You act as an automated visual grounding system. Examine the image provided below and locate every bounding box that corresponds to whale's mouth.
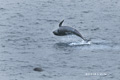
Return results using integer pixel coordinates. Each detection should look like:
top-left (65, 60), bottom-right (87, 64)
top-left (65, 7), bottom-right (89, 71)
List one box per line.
top-left (53, 30), bottom-right (67, 36)
top-left (53, 30), bottom-right (58, 35)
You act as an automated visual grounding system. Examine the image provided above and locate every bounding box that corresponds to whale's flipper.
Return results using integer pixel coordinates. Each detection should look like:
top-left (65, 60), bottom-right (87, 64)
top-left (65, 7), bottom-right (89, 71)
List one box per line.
top-left (59, 20), bottom-right (64, 27)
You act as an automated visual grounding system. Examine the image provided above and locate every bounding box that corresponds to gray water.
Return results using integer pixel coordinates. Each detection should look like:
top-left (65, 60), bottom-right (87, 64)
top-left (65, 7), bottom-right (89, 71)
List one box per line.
top-left (0, 0), bottom-right (120, 80)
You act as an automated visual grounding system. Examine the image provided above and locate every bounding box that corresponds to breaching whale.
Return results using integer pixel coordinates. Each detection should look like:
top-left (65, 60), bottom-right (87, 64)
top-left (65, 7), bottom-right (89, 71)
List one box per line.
top-left (53, 20), bottom-right (87, 41)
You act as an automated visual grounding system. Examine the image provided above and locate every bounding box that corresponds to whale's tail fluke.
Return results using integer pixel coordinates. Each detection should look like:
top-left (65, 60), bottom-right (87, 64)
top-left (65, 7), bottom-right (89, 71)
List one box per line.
top-left (72, 29), bottom-right (91, 42)
top-left (72, 29), bottom-right (86, 41)
top-left (59, 20), bottom-right (64, 27)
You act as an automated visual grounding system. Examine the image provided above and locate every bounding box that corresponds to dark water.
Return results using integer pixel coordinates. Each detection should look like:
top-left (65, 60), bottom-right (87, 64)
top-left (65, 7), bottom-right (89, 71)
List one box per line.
top-left (0, 0), bottom-right (120, 80)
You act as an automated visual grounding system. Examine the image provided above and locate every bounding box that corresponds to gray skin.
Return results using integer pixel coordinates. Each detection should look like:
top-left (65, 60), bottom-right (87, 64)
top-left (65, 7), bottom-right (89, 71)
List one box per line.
top-left (53, 20), bottom-right (86, 41)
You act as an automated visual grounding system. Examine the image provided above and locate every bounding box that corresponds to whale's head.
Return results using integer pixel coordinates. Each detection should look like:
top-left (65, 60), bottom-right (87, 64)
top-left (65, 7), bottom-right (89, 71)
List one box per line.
top-left (53, 29), bottom-right (59, 35)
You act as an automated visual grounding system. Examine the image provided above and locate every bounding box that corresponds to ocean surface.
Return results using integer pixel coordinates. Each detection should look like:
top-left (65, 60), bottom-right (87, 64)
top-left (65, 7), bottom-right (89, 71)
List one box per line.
top-left (0, 0), bottom-right (120, 80)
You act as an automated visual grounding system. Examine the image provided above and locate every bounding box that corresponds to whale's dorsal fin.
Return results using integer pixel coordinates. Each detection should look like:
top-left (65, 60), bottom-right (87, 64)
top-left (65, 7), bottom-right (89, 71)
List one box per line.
top-left (59, 20), bottom-right (64, 27)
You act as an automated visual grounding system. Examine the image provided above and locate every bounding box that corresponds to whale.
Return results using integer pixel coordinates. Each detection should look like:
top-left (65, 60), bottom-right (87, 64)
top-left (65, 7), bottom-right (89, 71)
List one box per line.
top-left (53, 20), bottom-right (87, 41)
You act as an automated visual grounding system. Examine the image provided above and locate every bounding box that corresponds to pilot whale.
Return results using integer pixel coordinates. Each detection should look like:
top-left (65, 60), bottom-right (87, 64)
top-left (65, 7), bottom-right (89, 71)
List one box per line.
top-left (53, 20), bottom-right (87, 41)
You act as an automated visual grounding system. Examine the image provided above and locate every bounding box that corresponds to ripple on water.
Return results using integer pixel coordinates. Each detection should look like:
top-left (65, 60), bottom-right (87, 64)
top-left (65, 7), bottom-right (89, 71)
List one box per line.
top-left (55, 38), bottom-right (120, 50)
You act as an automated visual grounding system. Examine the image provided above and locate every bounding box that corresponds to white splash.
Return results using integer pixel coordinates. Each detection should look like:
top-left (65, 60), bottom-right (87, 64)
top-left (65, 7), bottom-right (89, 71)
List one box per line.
top-left (69, 40), bottom-right (91, 46)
